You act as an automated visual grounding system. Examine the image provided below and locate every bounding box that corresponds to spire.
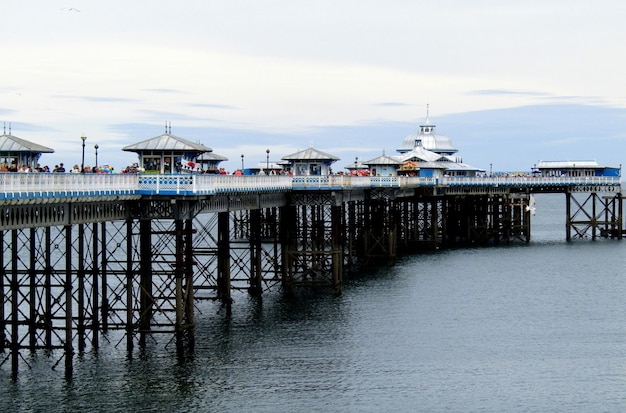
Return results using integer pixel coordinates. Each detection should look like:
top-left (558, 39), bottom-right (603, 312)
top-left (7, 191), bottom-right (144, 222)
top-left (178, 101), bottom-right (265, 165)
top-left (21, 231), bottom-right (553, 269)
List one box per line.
top-left (419, 104), bottom-right (434, 134)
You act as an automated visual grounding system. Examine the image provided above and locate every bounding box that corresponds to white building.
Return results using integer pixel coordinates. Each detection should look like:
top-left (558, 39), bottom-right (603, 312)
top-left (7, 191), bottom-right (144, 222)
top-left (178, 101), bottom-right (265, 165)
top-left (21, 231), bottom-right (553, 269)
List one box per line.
top-left (282, 147), bottom-right (340, 176)
top-left (361, 152), bottom-right (402, 176)
top-left (122, 125), bottom-right (226, 174)
top-left (393, 110), bottom-right (483, 177)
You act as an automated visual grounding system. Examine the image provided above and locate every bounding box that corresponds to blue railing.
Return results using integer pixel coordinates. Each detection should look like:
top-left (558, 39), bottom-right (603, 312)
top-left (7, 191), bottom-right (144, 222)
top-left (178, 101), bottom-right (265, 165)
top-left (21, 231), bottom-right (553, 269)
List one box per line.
top-left (0, 173), bottom-right (620, 200)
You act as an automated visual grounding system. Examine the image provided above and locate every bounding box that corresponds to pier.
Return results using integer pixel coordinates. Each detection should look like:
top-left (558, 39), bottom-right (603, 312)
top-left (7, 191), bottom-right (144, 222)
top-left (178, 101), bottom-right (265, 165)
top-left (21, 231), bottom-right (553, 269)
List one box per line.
top-left (0, 173), bottom-right (622, 378)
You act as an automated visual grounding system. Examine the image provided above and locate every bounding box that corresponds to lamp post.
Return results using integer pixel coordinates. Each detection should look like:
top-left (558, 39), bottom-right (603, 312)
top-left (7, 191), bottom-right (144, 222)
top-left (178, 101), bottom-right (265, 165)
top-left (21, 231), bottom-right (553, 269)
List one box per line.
top-left (241, 153), bottom-right (244, 172)
top-left (266, 149), bottom-right (270, 174)
top-left (94, 144), bottom-right (99, 170)
top-left (81, 134), bottom-right (87, 173)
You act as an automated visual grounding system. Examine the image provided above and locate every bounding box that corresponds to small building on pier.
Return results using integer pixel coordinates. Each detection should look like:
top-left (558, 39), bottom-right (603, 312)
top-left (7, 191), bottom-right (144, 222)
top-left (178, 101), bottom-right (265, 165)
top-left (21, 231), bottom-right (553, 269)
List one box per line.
top-left (0, 125), bottom-right (54, 171)
top-left (248, 161), bottom-right (285, 175)
top-left (196, 151), bottom-right (229, 174)
top-left (122, 126), bottom-right (226, 174)
top-left (282, 147), bottom-right (340, 176)
top-left (344, 158), bottom-right (369, 176)
top-left (534, 160), bottom-right (621, 177)
top-left (362, 152), bottom-right (402, 176)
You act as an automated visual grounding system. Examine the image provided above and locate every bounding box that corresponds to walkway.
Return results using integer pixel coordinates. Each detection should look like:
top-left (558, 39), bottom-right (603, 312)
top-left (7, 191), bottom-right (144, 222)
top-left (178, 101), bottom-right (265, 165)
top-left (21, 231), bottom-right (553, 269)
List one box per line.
top-left (0, 173), bottom-right (620, 201)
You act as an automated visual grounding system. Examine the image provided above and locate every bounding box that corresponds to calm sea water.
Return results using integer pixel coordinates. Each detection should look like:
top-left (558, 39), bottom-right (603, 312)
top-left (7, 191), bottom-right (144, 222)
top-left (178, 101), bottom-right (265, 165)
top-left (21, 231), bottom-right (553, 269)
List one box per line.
top-left (3, 194), bottom-right (626, 412)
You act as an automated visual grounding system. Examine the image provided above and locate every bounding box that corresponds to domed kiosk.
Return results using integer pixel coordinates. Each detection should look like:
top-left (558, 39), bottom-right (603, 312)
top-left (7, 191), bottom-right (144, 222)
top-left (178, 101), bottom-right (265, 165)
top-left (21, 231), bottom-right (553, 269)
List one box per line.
top-left (396, 107), bottom-right (458, 158)
top-left (393, 107), bottom-right (483, 178)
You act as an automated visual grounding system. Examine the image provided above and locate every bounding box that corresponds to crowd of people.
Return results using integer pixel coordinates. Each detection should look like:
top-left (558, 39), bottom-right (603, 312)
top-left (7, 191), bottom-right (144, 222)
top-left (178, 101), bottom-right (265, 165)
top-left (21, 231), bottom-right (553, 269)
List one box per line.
top-left (0, 161), bottom-right (116, 173)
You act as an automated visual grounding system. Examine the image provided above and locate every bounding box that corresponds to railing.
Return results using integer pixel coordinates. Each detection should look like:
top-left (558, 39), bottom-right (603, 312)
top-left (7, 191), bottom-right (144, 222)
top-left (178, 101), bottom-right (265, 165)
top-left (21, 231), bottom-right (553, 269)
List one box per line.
top-left (138, 174), bottom-right (292, 195)
top-left (0, 173), bottom-right (620, 200)
top-left (0, 173), bottom-right (139, 201)
top-left (292, 175), bottom-right (440, 189)
top-left (444, 176), bottom-right (622, 187)
top-left (291, 175), bottom-right (621, 189)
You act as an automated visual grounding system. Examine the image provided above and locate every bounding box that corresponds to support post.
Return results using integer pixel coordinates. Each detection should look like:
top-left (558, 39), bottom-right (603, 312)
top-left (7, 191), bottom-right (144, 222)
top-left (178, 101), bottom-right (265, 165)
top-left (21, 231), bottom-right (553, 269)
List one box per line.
top-left (139, 219), bottom-right (152, 347)
top-left (175, 218), bottom-right (184, 348)
top-left (279, 204), bottom-right (296, 295)
top-left (100, 222), bottom-right (109, 332)
top-left (29, 228), bottom-right (36, 351)
top-left (77, 223), bottom-right (86, 352)
top-left (566, 192), bottom-right (572, 241)
top-left (125, 218), bottom-right (134, 353)
top-left (184, 218), bottom-right (195, 349)
top-left (331, 204), bottom-right (343, 295)
top-left (249, 209), bottom-right (263, 297)
top-left (217, 212), bottom-right (232, 314)
top-left (592, 193), bottom-right (597, 240)
top-left (64, 225), bottom-right (73, 377)
top-left (431, 197), bottom-right (440, 248)
top-left (346, 201), bottom-right (356, 272)
top-left (92, 221), bottom-right (99, 349)
top-left (45, 227), bottom-right (52, 348)
top-left (619, 194), bottom-right (624, 240)
top-left (11, 229), bottom-right (18, 378)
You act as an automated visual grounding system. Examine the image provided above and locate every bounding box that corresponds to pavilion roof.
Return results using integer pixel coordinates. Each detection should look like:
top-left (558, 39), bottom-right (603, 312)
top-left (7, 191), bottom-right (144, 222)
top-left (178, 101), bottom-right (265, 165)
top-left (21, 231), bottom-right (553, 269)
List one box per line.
top-left (122, 132), bottom-right (212, 153)
top-left (0, 133), bottom-right (54, 153)
top-left (282, 147), bottom-right (340, 161)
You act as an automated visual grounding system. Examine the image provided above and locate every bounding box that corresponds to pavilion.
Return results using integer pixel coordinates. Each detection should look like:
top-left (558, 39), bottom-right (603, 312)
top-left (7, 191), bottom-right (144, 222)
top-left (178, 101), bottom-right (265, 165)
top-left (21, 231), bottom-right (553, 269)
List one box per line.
top-left (282, 147), bottom-right (340, 176)
top-left (0, 124), bottom-right (54, 171)
top-left (122, 125), bottom-right (226, 174)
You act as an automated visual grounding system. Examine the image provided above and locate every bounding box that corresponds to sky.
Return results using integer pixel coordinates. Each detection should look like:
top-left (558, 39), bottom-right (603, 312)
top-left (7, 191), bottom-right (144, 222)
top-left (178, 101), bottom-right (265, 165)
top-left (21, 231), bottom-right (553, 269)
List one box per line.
top-left (2, 0), bottom-right (626, 172)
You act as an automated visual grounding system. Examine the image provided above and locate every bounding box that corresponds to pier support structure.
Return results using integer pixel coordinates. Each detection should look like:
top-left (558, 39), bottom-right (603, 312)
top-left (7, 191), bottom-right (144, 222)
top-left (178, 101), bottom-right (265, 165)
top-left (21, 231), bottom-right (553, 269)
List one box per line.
top-left (0, 185), bottom-right (622, 378)
top-left (281, 193), bottom-right (343, 294)
top-left (566, 190), bottom-right (623, 240)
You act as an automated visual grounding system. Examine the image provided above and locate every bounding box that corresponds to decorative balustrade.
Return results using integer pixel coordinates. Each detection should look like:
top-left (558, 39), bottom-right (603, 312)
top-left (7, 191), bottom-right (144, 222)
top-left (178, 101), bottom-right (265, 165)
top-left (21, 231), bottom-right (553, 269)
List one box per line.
top-left (0, 173), bottom-right (620, 201)
top-left (0, 173), bottom-right (139, 201)
top-left (444, 176), bottom-right (622, 187)
top-left (138, 174), bottom-right (293, 195)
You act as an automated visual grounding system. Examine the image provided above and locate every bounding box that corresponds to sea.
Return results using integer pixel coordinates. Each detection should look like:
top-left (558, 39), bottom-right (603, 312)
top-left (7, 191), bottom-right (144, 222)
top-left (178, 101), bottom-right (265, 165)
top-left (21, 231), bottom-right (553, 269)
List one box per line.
top-left (2, 193), bottom-right (626, 412)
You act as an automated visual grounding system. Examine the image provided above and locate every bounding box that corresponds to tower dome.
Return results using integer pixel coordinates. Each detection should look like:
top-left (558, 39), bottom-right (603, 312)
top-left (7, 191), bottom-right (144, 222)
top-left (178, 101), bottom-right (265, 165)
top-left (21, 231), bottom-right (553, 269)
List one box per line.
top-left (396, 108), bottom-right (458, 156)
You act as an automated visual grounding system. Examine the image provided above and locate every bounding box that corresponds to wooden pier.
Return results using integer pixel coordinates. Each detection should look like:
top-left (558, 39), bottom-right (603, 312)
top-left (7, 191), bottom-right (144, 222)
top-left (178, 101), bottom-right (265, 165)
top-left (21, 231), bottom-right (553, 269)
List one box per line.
top-left (0, 174), bottom-right (622, 378)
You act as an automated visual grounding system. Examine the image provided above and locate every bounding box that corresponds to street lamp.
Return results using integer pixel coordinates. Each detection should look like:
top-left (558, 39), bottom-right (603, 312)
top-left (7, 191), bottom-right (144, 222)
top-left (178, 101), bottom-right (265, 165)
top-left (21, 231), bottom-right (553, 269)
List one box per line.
top-left (94, 144), bottom-right (99, 170)
top-left (81, 134), bottom-right (87, 173)
top-left (241, 153), bottom-right (244, 172)
top-left (266, 149), bottom-right (270, 174)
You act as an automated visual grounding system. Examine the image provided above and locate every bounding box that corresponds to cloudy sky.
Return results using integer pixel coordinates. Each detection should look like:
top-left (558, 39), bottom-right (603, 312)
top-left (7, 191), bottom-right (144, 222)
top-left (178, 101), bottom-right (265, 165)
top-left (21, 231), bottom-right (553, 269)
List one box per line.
top-left (2, 0), bottom-right (626, 172)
